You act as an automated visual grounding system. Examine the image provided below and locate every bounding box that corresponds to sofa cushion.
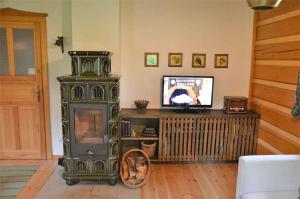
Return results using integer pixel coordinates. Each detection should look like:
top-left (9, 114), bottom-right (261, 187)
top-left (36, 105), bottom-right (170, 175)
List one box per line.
top-left (241, 190), bottom-right (298, 199)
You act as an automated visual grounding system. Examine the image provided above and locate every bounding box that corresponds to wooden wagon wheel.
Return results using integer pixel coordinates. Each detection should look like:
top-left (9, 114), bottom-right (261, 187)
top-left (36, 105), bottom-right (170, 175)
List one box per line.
top-left (120, 149), bottom-right (151, 188)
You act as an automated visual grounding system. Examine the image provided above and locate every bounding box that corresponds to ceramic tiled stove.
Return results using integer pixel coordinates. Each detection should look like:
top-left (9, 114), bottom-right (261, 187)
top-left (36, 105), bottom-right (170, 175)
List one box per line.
top-left (57, 51), bottom-right (120, 185)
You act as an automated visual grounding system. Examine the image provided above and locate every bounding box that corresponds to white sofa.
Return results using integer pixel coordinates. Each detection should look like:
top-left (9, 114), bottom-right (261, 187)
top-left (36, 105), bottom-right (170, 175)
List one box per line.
top-left (236, 155), bottom-right (300, 199)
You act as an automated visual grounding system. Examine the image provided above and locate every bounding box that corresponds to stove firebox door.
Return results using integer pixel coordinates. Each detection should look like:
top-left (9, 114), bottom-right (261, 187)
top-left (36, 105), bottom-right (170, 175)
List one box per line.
top-left (69, 103), bottom-right (108, 156)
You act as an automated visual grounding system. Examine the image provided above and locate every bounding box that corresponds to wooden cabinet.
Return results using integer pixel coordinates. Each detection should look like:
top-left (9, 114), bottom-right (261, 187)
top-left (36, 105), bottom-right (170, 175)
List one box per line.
top-left (119, 115), bottom-right (159, 162)
top-left (120, 109), bottom-right (260, 162)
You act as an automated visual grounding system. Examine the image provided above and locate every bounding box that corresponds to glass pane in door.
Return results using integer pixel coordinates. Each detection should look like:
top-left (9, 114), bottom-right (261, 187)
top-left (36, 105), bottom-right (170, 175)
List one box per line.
top-left (74, 109), bottom-right (104, 144)
top-left (13, 28), bottom-right (35, 76)
top-left (0, 28), bottom-right (9, 75)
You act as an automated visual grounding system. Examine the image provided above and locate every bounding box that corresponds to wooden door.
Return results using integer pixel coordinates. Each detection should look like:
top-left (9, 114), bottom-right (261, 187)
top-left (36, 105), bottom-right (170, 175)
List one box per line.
top-left (0, 8), bottom-right (51, 159)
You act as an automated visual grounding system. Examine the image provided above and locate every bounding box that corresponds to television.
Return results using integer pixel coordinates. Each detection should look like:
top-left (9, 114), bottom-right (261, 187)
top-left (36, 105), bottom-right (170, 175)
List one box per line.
top-left (162, 76), bottom-right (214, 110)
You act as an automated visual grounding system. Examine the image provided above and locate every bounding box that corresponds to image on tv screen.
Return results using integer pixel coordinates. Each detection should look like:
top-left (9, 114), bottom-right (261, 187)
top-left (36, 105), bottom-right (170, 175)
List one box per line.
top-left (163, 76), bottom-right (213, 106)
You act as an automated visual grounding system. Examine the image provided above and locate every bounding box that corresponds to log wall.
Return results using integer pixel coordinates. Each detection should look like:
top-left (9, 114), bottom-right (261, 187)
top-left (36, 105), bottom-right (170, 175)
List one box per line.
top-left (249, 0), bottom-right (300, 154)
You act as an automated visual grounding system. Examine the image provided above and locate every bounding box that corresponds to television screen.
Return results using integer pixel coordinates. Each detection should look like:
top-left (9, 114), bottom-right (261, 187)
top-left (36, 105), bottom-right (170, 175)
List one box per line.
top-left (162, 76), bottom-right (214, 107)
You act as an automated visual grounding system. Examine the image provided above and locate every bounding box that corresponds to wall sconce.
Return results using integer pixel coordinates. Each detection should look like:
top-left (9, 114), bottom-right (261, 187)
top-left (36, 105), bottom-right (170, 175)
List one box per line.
top-left (55, 36), bottom-right (64, 53)
top-left (247, 0), bottom-right (282, 10)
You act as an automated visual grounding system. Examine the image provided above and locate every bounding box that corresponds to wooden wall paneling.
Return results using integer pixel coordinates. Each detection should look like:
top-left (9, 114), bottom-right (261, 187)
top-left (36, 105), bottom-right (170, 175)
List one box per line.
top-left (256, 142), bottom-right (275, 154)
top-left (248, 13), bottom-right (258, 108)
top-left (252, 97), bottom-right (291, 114)
top-left (256, 15), bottom-right (300, 40)
top-left (252, 83), bottom-right (296, 108)
top-left (256, 34), bottom-right (300, 45)
top-left (256, 60), bottom-right (300, 66)
top-left (259, 127), bottom-right (300, 154)
top-left (255, 41), bottom-right (300, 60)
top-left (253, 79), bottom-right (296, 91)
top-left (260, 119), bottom-right (300, 149)
top-left (252, 102), bottom-right (300, 137)
top-left (257, 9), bottom-right (300, 27)
top-left (256, 0), bottom-right (300, 21)
top-left (254, 65), bottom-right (300, 84)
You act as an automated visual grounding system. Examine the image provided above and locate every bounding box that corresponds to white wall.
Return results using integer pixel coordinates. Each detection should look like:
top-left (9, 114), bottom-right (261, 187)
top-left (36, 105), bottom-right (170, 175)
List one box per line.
top-left (71, 0), bottom-right (121, 74)
top-left (0, 0), bottom-right (254, 155)
top-left (120, 0), bottom-right (253, 109)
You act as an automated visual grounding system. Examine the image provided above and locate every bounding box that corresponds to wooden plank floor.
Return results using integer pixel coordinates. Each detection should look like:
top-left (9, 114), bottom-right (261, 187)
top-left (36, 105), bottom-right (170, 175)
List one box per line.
top-left (142, 163), bottom-right (238, 199)
top-left (0, 160), bottom-right (238, 199)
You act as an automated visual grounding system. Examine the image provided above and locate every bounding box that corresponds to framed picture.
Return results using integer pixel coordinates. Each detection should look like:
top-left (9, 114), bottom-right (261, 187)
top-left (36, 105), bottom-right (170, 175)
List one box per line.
top-left (192, 53), bottom-right (206, 68)
top-left (215, 54), bottom-right (229, 68)
top-left (145, 52), bottom-right (159, 67)
top-left (168, 53), bottom-right (183, 67)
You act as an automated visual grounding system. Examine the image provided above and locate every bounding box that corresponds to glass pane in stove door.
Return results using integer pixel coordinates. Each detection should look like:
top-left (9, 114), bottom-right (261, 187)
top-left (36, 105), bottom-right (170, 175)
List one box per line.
top-left (74, 109), bottom-right (104, 144)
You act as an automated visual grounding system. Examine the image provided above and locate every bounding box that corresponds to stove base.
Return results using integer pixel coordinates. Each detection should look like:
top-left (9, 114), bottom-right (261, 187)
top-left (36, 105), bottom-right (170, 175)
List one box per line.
top-left (63, 172), bottom-right (119, 186)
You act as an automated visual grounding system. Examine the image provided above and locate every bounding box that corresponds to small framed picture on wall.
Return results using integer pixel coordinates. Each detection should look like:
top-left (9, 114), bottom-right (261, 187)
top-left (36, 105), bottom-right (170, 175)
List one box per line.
top-left (192, 53), bottom-right (206, 68)
top-left (145, 52), bottom-right (159, 67)
top-left (168, 53), bottom-right (183, 67)
top-left (215, 54), bottom-right (229, 68)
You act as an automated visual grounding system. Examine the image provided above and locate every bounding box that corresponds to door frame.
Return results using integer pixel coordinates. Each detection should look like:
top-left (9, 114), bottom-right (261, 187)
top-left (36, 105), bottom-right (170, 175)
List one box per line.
top-left (0, 8), bottom-right (52, 159)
